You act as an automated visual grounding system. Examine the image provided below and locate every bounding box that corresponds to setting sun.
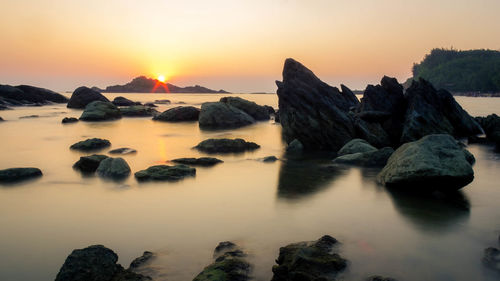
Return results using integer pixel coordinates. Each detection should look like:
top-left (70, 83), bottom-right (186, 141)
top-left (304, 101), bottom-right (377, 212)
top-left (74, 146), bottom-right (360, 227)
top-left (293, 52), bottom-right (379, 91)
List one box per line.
top-left (157, 75), bottom-right (166, 82)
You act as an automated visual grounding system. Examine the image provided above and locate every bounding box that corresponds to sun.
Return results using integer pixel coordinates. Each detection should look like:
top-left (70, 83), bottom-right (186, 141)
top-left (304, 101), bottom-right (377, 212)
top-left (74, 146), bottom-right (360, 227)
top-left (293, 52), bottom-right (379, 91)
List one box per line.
top-left (157, 75), bottom-right (166, 83)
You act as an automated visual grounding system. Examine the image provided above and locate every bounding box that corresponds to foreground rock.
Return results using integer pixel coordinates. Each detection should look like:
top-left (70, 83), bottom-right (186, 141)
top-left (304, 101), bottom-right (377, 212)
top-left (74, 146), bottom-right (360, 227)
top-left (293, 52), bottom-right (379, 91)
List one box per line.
top-left (193, 242), bottom-right (251, 281)
top-left (483, 247), bottom-right (500, 273)
top-left (96, 157), bottom-right (131, 179)
top-left (333, 147), bottom-right (394, 167)
top-left (73, 154), bottom-right (109, 173)
top-left (109, 148), bottom-right (137, 155)
top-left (55, 245), bottom-right (151, 281)
top-left (195, 138), bottom-right (260, 153)
top-left (120, 105), bottom-right (159, 117)
top-left (220, 96), bottom-right (270, 120)
top-left (67, 86), bottom-right (109, 109)
top-left (0, 167), bottom-right (42, 183)
top-left (80, 101), bottom-right (122, 121)
top-left (112, 96), bottom-right (141, 106)
top-left (337, 138), bottom-right (377, 156)
top-left (153, 106), bottom-right (200, 122)
top-left (135, 165), bottom-right (195, 182)
top-left (378, 134), bottom-right (474, 190)
top-left (171, 157), bottom-right (223, 166)
top-left (271, 235), bottom-right (347, 281)
top-left (62, 117), bottom-right (78, 124)
top-left (70, 138), bottom-right (111, 151)
top-left (0, 84), bottom-right (68, 106)
top-left (199, 102), bottom-right (255, 129)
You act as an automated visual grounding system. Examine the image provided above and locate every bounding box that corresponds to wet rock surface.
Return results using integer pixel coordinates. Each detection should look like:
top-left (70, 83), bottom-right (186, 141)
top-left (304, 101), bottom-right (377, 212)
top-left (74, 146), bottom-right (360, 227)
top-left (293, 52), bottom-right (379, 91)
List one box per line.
top-left (135, 164), bottom-right (196, 181)
top-left (67, 86), bottom-right (109, 109)
top-left (337, 138), bottom-right (377, 156)
top-left (153, 106), bottom-right (200, 122)
top-left (333, 147), bottom-right (394, 167)
top-left (171, 157), bottom-right (223, 166)
top-left (96, 157), bottom-right (131, 179)
top-left (70, 138), bottom-right (111, 151)
top-left (193, 242), bottom-right (251, 281)
top-left (195, 138), bottom-right (260, 153)
top-left (62, 117), bottom-right (78, 123)
top-left (73, 154), bottom-right (109, 173)
top-left (220, 96), bottom-right (270, 120)
top-left (199, 102), bottom-right (255, 129)
top-left (80, 101), bottom-right (122, 121)
top-left (0, 167), bottom-right (42, 183)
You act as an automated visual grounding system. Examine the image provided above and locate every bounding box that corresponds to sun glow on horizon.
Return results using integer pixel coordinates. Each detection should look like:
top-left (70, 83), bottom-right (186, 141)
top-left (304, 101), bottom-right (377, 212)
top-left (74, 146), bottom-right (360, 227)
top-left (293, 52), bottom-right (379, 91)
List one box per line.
top-left (157, 75), bottom-right (166, 83)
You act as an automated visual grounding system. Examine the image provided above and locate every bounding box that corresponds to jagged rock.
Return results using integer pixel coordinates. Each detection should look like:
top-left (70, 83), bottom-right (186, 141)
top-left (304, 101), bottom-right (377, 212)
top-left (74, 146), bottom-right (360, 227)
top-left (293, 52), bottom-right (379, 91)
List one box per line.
top-left (378, 134), bottom-right (475, 190)
top-left (193, 242), bottom-right (251, 281)
top-left (96, 157), bottom-right (131, 179)
top-left (337, 138), bottom-right (377, 156)
top-left (153, 106), bottom-right (200, 122)
top-left (120, 105), bottom-right (159, 117)
top-left (67, 86), bottom-right (109, 109)
top-left (276, 58), bottom-right (357, 150)
top-left (62, 117), bottom-right (78, 124)
top-left (271, 235), bottom-right (347, 281)
top-left (0, 84), bottom-right (68, 106)
top-left (70, 138), bottom-right (111, 151)
top-left (112, 96), bottom-right (141, 106)
top-left (109, 148), bottom-right (137, 155)
top-left (483, 247), bottom-right (500, 273)
top-left (135, 165), bottom-right (195, 181)
top-left (199, 102), bottom-right (255, 129)
top-left (194, 138), bottom-right (260, 153)
top-left (220, 96), bottom-right (270, 120)
top-left (73, 154), bottom-right (109, 173)
top-left (80, 101), bottom-right (122, 121)
top-left (333, 147), bottom-right (394, 167)
top-left (0, 167), bottom-right (42, 183)
top-left (171, 157), bottom-right (223, 166)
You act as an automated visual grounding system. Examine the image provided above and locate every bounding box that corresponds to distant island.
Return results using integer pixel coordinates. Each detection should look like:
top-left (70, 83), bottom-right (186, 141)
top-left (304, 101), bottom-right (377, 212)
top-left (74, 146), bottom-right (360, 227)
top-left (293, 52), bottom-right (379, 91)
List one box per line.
top-left (407, 48), bottom-right (500, 95)
top-left (94, 76), bottom-right (229, 94)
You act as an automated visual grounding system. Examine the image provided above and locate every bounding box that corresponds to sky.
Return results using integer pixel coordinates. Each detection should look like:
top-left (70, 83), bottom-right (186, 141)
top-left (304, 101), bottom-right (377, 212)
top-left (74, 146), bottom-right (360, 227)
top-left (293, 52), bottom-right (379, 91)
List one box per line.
top-left (1, 0), bottom-right (500, 93)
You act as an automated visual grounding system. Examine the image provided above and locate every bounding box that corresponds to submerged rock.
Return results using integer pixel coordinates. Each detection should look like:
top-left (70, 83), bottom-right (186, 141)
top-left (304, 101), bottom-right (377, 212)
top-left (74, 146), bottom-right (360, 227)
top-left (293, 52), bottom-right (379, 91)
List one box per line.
top-left (109, 148), bottom-right (137, 155)
top-left (153, 106), bottom-right (200, 122)
top-left (220, 96), bottom-right (270, 120)
top-left (135, 164), bottom-right (196, 182)
top-left (261, 156), bottom-right (279, 162)
top-left (378, 134), bottom-right (474, 191)
top-left (70, 138), bottom-right (111, 151)
top-left (171, 157), bottom-right (223, 166)
top-left (199, 102), bottom-right (255, 129)
top-left (62, 117), bottom-right (78, 124)
top-left (271, 235), bottom-right (347, 281)
top-left (483, 247), bottom-right (500, 273)
top-left (96, 157), bottom-right (131, 179)
top-left (80, 101), bottom-right (122, 121)
top-left (333, 147), bottom-right (394, 167)
top-left (195, 138), bottom-right (260, 153)
top-left (112, 96), bottom-right (141, 106)
top-left (337, 138), bottom-right (377, 156)
top-left (73, 154), bottom-right (109, 173)
top-left (0, 167), bottom-right (42, 183)
top-left (120, 105), bottom-right (159, 117)
top-left (193, 242), bottom-right (251, 281)
top-left (67, 86), bottom-right (109, 109)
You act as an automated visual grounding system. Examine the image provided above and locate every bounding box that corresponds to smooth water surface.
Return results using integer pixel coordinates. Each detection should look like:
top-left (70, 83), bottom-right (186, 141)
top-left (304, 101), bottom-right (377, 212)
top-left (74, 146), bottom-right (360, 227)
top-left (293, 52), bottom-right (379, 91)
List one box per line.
top-left (0, 93), bottom-right (499, 281)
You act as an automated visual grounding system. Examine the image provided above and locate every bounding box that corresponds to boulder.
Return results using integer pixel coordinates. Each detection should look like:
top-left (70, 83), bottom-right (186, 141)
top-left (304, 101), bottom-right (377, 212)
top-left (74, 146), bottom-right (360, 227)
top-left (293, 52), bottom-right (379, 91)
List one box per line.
top-left (286, 139), bottom-right (303, 152)
top-left (0, 167), bottom-right (42, 183)
top-left (193, 242), bottom-right (251, 281)
top-left (271, 235), bottom-right (347, 281)
top-left (378, 134), bottom-right (475, 190)
top-left (220, 96), bottom-right (270, 120)
top-left (70, 138), bottom-right (111, 151)
top-left (475, 114), bottom-right (500, 143)
top-left (276, 58), bottom-right (357, 150)
top-left (112, 96), bottom-right (140, 106)
top-left (194, 138), bottom-right (260, 153)
top-left (96, 157), bottom-right (131, 179)
top-left (0, 84), bottom-right (68, 106)
top-left (171, 157), bottom-right (223, 166)
top-left (337, 138), bottom-right (377, 156)
top-left (482, 247), bottom-right (500, 273)
top-left (55, 245), bottom-right (151, 281)
top-left (135, 165), bottom-right (195, 182)
top-left (120, 105), bottom-right (159, 117)
top-left (73, 154), bottom-right (109, 173)
top-left (144, 102), bottom-right (158, 107)
top-left (80, 101), bottom-right (121, 121)
top-left (67, 86), bottom-right (109, 109)
top-left (261, 156), bottom-right (278, 162)
top-left (62, 117), bottom-right (78, 124)
top-left (129, 251), bottom-right (154, 270)
top-left (333, 147), bottom-right (394, 167)
top-left (153, 106), bottom-right (200, 122)
top-left (109, 148), bottom-right (137, 155)
top-left (199, 102), bottom-right (255, 129)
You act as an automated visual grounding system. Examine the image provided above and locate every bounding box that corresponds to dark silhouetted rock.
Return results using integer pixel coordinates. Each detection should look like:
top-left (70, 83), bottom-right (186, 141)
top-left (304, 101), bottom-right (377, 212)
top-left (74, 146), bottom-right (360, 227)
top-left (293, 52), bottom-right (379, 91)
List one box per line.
top-left (153, 106), bottom-right (200, 122)
top-left (199, 102), bottom-right (255, 129)
top-left (103, 76), bottom-right (227, 93)
top-left (120, 105), bottom-right (159, 117)
top-left (264, 105), bottom-right (275, 114)
top-left (271, 235), bottom-right (347, 281)
top-left (276, 58), bottom-right (357, 150)
top-left (194, 138), bottom-right (260, 153)
top-left (220, 96), bottom-right (270, 120)
top-left (70, 138), bottom-right (111, 151)
top-left (476, 114), bottom-right (500, 144)
top-left (67, 86), bottom-right (109, 109)
top-left (80, 101), bottom-right (121, 121)
top-left (193, 242), bottom-right (250, 281)
top-left (62, 117), bottom-right (78, 124)
top-left (378, 134), bottom-right (474, 191)
top-left (0, 105), bottom-right (12, 110)
top-left (261, 156), bottom-right (278, 162)
top-left (0, 84), bottom-right (68, 106)
top-left (0, 116), bottom-right (3, 121)
top-left (154, 99), bottom-right (170, 104)
top-left (135, 165), bottom-right (196, 182)
top-left (366, 276), bottom-right (399, 281)
top-left (483, 247), bottom-right (500, 273)
top-left (333, 147), bottom-right (394, 167)
top-left (337, 138), bottom-right (377, 156)
top-left (129, 251), bottom-right (155, 270)
top-left (96, 157), bottom-right (131, 179)
top-left (0, 167), bottom-right (42, 183)
top-left (112, 96), bottom-right (141, 106)
top-left (73, 154), bottom-right (109, 173)
top-left (286, 139), bottom-right (303, 152)
top-left (171, 157), bottom-right (223, 166)
top-left (19, 115), bottom-right (39, 119)
top-left (144, 102), bottom-right (157, 107)
top-left (109, 148), bottom-right (137, 155)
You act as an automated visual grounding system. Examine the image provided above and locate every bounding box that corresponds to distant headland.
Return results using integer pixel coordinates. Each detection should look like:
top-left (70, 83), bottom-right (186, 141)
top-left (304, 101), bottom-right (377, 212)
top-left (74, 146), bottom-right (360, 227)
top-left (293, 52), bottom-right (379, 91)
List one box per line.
top-left (93, 76), bottom-right (229, 94)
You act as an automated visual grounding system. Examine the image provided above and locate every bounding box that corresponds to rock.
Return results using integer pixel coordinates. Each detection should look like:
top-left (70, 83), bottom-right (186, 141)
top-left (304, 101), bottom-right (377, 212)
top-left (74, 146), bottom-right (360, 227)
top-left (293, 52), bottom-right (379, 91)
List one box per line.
top-left (337, 138), bottom-right (377, 156)
top-left (112, 96), bottom-right (141, 106)
top-left (276, 58), bottom-right (357, 150)
top-left (19, 115), bottom-right (39, 119)
top-left (129, 251), bottom-right (155, 270)
top-left (80, 101), bottom-right (122, 121)
top-left (153, 106), bottom-right (200, 122)
top-left (171, 157), bottom-right (223, 166)
top-left (475, 114), bottom-right (500, 143)
top-left (70, 138), bottom-right (111, 151)
top-left (67, 86), bottom-right (109, 109)
top-left (193, 242), bottom-right (251, 281)
top-left (0, 105), bottom-right (12, 110)
top-left (0, 84), bottom-right (68, 106)
top-left (366, 276), bottom-right (399, 281)
top-left (194, 138), bottom-right (260, 153)
top-left (144, 102), bottom-right (158, 107)
top-left (199, 102), bottom-right (255, 129)
top-left (120, 105), bottom-right (159, 117)
top-left (333, 147), bottom-right (394, 167)
top-left (354, 117), bottom-right (392, 148)
top-left (134, 164), bottom-right (196, 182)
top-left (220, 96), bottom-right (270, 120)
top-left (154, 99), bottom-right (170, 104)
top-left (62, 117), bottom-right (78, 124)
top-left (96, 157), bottom-right (131, 179)
top-left (73, 154), bottom-right (109, 173)
top-left (109, 148), bottom-right (137, 155)
top-left (378, 134), bottom-right (475, 191)
top-left (264, 105), bottom-right (275, 115)
top-left (55, 245), bottom-right (151, 281)
top-left (261, 156), bottom-right (278, 162)
top-left (483, 247), bottom-right (500, 273)
top-left (0, 116), bottom-right (3, 121)
top-left (0, 167), bottom-right (42, 183)
top-left (274, 110), bottom-right (280, 123)
top-left (271, 235), bottom-right (347, 281)
top-left (286, 139), bottom-right (303, 152)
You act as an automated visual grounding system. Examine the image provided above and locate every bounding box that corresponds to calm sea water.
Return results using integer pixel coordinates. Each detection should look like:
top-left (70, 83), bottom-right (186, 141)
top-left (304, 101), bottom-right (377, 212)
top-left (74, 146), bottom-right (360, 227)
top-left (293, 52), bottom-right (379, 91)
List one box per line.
top-left (0, 93), bottom-right (499, 281)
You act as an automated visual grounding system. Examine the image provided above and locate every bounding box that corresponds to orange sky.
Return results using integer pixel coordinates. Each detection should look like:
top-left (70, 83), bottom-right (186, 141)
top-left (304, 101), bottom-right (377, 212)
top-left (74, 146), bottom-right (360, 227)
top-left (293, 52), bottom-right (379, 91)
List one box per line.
top-left (1, 0), bottom-right (500, 92)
